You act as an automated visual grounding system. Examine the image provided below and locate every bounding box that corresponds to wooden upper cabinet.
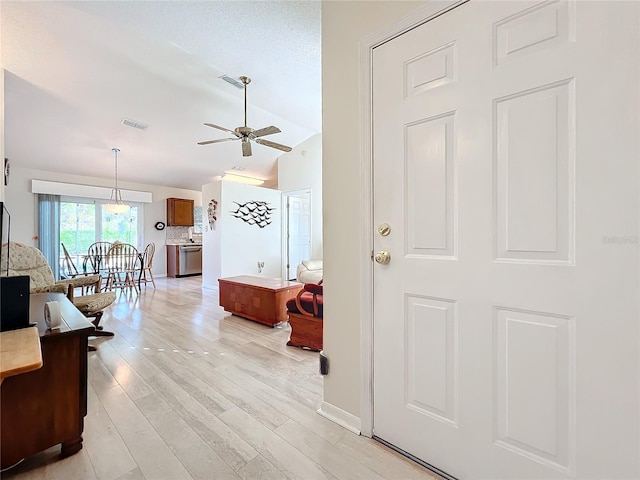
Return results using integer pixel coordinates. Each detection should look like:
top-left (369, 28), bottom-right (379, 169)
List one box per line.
top-left (167, 198), bottom-right (194, 226)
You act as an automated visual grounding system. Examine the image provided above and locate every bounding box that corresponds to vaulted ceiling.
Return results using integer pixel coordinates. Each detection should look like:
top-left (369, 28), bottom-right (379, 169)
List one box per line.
top-left (1, 1), bottom-right (321, 190)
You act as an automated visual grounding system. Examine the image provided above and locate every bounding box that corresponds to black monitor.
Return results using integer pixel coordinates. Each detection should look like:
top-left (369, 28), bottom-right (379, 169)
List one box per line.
top-left (0, 276), bottom-right (31, 331)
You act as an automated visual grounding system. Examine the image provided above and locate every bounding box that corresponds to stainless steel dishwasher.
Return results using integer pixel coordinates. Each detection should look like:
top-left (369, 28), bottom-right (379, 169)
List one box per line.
top-left (178, 244), bottom-right (202, 276)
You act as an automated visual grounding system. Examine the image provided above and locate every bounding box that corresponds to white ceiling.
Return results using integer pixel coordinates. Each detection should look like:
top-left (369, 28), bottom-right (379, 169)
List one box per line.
top-left (1, 1), bottom-right (321, 191)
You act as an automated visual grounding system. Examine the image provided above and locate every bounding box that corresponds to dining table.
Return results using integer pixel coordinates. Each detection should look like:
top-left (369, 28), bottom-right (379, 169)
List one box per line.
top-left (81, 246), bottom-right (145, 291)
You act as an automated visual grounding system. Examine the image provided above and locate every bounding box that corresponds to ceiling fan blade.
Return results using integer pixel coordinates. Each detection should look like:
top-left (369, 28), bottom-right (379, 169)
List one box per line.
top-left (197, 138), bottom-right (238, 145)
top-left (204, 123), bottom-right (240, 136)
top-left (252, 126), bottom-right (281, 138)
top-left (242, 139), bottom-right (252, 157)
top-left (255, 138), bottom-right (292, 153)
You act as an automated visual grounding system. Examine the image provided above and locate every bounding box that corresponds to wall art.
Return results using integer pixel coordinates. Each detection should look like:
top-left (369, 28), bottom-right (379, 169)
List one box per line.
top-left (230, 200), bottom-right (275, 228)
top-left (207, 199), bottom-right (218, 229)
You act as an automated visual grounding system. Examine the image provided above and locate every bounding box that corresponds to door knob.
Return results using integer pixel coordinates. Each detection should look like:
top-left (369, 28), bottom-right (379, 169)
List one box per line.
top-left (375, 251), bottom-right (391, 265)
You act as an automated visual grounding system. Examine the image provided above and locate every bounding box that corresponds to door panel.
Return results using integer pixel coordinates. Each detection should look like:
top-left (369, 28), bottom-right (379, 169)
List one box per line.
top-left (494, 79), bottom-right (573, 263)
top-left (372, 1), bottom-right (639, 478)
top-left (406, 112), bottom-right (456, 257)
top-left (287, 194), bottom-right (311, 280)
top-left (494, 307), bottom-right (574, 469)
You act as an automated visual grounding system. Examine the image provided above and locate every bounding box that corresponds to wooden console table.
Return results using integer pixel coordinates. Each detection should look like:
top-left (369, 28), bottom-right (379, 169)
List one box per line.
top-left (219, 276), bottom-right (303, 327)
top-left (0, 292), bottom-right (95, 470)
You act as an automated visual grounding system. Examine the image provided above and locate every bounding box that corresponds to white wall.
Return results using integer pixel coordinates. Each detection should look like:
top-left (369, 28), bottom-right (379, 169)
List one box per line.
top-left (4, 166), bottom-right (201, 277)
top-left (202, 180), bottom-right (222, 290)
top-left (278, 133), bottom-right (323, 260)
top-left (322, 1), bottom-right (428, 419)
top-left (220, 180), bottom-right (282, 278)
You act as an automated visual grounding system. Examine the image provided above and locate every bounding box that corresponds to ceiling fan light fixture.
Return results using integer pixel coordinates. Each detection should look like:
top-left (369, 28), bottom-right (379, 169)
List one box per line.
top-left (104, 148), bottom-right (130, 214)
top-left (198, 75), bottom-right (292, 156)
top-left (218, 74), bottom-right (245, 90)
top-left (222, 173), bottom-right (265, 186)
top-left (121, 118), bottom-right (148, 131)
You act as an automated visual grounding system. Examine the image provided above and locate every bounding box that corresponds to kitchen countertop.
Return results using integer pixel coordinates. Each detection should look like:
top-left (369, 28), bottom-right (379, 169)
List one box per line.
top-left (166, 242), bottom-right (202, 246)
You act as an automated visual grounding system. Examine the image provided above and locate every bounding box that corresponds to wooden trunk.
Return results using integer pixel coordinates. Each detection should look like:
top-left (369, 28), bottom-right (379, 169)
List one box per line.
top-left (218, 276), bottom-right (302, 327)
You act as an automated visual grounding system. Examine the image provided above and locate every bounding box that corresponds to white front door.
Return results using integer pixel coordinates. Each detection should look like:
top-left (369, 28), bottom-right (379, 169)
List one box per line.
top-left (286, 193), bottom-right (311, 280)
top-left (372, 1), bottom-right (639, 478)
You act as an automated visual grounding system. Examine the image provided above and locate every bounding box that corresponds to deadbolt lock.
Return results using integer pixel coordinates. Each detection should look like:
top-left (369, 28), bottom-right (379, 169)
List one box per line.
top-left (378, 223), bottom-right (391, 236)
top-left (375, 251), bottom-right (391, 265)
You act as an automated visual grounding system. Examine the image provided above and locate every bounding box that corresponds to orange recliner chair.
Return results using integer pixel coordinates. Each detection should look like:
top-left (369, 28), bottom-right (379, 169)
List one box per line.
top-left (286, 281), bottom-right (323, 351)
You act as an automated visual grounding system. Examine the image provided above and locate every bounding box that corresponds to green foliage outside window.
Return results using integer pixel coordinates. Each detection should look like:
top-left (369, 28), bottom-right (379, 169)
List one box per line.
top-left (60, 201), bottom-right (139, 255)
top-left (60, 203), bottom-right (96, 255)
top-left (102, 208), bottom-right (138, 245)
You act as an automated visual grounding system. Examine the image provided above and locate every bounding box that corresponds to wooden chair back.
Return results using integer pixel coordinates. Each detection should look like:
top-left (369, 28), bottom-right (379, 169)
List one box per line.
top-left (105, 243), bottom-right (139, 292)
top-left (142, 242), bottom-right (156, 269)
top-left (139, 243), bottom-right (156, 289)
top-left (86, 241), bottom-right (113, 275)
top-left (60, 243), bottom-right (80, 278)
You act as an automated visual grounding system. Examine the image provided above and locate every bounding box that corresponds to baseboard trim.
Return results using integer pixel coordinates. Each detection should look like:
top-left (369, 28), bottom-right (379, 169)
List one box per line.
top-left (202, 283), bottom-right (218, 292)
top-left (317, 402), bottom-right (361, 435)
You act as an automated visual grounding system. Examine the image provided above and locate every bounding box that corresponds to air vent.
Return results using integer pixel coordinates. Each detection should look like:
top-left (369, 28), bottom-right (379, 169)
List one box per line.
top-left (219, 75), bottom-right (244, 90)
top-left (231, 166), bottom-right (246, 171)
top-left (121, 118), bottom-right (149, 131)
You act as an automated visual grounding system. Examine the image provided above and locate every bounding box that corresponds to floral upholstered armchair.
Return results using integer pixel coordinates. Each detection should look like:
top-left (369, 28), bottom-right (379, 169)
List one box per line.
top-left (1, 242), bottom-right (116, 342)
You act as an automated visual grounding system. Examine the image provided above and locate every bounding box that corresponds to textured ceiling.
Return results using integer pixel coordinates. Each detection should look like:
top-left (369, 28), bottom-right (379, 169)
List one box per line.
top-left (1, 1), bottom-right (321, 190)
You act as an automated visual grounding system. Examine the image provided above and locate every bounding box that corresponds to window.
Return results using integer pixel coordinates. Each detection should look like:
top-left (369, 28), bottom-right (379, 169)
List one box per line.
top-left (194, 205), bottom-right (203, 234)
top-left (60, 197), bottom-right (143, 257)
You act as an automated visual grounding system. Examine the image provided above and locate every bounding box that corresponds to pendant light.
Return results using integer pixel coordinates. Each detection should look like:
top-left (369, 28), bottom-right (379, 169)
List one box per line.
top-left (104, 148), bottom-right (130, 214)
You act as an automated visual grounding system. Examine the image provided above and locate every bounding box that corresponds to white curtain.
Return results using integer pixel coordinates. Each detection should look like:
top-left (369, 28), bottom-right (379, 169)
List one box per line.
top-left (38, 194), bottom-right (60, 279)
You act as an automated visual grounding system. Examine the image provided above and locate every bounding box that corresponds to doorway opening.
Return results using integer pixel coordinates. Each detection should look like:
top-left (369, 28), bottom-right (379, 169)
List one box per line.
top-left (282, 190), bottom-right (311, 281)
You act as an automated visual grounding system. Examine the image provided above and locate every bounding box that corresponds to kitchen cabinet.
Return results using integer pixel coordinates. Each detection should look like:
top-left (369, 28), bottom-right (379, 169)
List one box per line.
top-left (167, 245), bottom-right (179, 278)
top-left (166, 198), bottom-right (194, 226)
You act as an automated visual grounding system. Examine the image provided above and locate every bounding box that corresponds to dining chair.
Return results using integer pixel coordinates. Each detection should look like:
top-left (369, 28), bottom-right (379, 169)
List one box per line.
top-left (60, 243), bottom-right (81, 278)
top-left (139, 242), bottom-right (156, 289)
top-left (105, 243), bottom-right (140, 293)
top-left (61, 242), bottom-right (91, 294)
top-left (1, 242), bottom-right (116, 350)
top-left (86, 241), bottom-right (112, 286)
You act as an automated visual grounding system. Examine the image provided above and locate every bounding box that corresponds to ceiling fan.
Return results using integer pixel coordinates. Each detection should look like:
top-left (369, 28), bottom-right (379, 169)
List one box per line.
top-left (198, 76), bottom-right (292, 157)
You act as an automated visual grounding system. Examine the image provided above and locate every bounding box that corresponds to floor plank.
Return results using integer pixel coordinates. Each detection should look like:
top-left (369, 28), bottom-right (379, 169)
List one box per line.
top-left (134, 393), bottom-right (241, 480)
top-left (219, 407), bottom-right (337, 480)
top-left (273, 419), bottom-right (386, 480)
top-left (83, 383), bottom-right (139, 480)
top-left (97, 383), bottom-right (193, 480)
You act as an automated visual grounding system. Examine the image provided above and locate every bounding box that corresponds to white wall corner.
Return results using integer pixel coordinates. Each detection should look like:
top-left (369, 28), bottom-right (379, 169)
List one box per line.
top-left (317, 401), bottom-right (361, 435)
top-left (201, 283), bottom-right (218, 292)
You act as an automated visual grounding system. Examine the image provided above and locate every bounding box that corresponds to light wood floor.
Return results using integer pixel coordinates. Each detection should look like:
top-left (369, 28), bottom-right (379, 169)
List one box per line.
top-left (4, 277), bottom-right (439, 480)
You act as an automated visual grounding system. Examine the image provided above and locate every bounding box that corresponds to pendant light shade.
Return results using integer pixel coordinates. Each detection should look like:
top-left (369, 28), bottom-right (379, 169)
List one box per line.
top-left (104, 148), bottom-right (130, 214)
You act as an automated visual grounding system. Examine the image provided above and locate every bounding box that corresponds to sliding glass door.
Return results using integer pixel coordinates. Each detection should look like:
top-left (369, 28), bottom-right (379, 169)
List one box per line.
top-left (60, 197), bottom-right (142, 259)
top-left (60, 202), bottom-right (96, 256)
